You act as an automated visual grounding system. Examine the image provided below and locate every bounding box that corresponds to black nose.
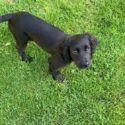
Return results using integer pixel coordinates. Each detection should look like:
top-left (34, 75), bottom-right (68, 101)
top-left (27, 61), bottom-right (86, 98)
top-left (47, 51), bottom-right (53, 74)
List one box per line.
top-left (83, 60), bottom-right (89, 67)
top-left (85, 61), bottom-right (89, 66)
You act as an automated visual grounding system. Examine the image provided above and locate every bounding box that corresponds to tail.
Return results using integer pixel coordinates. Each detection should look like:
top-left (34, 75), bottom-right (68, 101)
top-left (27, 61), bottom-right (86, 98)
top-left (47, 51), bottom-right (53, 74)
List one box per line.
top-left (0, 13), bottom-right (14, 23)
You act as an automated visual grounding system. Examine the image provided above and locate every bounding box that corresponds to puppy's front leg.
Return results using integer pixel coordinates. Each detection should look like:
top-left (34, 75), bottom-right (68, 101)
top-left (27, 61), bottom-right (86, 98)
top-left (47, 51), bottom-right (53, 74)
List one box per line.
top-left (48, 56), bottom-right (66, 81)
top-left (51, 70), bottom-right (64, 81)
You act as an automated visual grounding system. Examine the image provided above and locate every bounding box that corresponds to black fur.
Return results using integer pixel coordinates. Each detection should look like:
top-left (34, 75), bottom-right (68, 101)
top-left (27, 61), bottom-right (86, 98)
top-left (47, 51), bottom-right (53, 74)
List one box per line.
top-left (0, 12), bottom-right (98, 81)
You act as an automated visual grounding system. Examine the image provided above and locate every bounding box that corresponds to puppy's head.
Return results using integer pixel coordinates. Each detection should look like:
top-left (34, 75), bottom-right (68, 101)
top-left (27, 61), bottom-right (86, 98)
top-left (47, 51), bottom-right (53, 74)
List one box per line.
top-left (68, 33), bottom-right (98, 69)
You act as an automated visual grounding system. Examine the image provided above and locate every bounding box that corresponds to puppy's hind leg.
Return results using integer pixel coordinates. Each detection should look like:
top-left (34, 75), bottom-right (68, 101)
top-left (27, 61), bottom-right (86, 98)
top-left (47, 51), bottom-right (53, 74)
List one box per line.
top-left (14, 34), bottom-right (33, 63)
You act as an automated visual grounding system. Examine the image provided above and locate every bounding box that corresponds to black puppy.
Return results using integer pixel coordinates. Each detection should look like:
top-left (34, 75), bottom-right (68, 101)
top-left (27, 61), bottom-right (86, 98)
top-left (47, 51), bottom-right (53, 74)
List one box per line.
top-left (0, 12), bottom-right (98, 81)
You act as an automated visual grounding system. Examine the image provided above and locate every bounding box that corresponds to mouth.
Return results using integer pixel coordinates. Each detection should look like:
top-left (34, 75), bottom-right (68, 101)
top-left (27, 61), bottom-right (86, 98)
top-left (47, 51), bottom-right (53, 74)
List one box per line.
top-left (77, 64), bottom-right (90, 69)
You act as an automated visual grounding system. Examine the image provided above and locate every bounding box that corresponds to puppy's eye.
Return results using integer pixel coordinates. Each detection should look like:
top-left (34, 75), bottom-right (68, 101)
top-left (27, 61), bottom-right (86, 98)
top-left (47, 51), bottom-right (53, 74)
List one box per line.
top-left (72, 48), bottom-right (80, 54)
top-left (84, 45), bottom-right (90, 51)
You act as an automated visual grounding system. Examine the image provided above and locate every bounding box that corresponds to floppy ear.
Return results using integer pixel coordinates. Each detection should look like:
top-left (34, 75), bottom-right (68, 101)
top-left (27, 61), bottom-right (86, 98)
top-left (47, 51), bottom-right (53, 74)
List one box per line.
top-left (84, 33), bottom-right (98, 54)
top-left (59, 40), bottom-right (72, 63)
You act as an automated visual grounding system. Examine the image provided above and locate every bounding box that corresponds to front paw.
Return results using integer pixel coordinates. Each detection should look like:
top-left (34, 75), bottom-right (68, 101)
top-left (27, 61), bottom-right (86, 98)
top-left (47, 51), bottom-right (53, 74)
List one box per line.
top-left (56, 74), bottom-right (64, 81)
top-left (22, 55), bottom-right (33, 63)
top-left (52, 73), bottom-right (64, 82)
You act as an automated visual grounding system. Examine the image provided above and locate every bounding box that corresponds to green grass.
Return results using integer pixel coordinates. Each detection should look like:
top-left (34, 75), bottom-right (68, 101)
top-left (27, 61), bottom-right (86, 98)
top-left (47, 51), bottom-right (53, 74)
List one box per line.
top-left (0, 0), bottom-right (125, 124)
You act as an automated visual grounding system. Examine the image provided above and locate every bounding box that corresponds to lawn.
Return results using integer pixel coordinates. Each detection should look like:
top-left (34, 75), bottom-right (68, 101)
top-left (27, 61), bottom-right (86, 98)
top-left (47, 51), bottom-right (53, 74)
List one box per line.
top-left (0, 0), bottom-right (125, 124)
